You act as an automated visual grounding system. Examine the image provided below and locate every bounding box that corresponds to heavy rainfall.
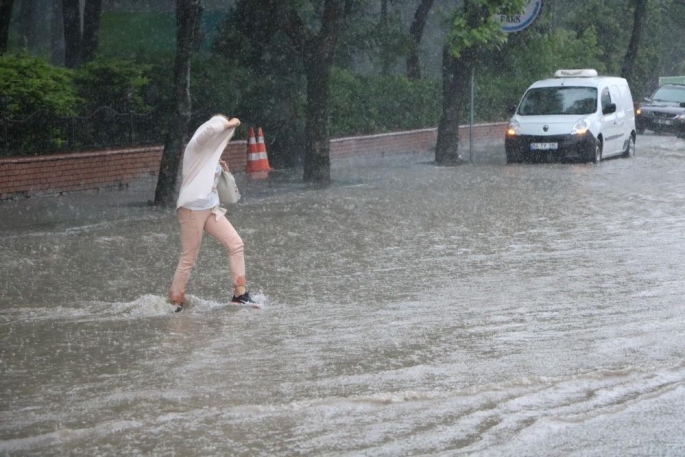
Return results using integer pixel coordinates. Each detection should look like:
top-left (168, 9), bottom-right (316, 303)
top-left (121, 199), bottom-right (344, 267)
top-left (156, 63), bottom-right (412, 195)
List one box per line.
top-left (2, 0), bottom-right (685, 456)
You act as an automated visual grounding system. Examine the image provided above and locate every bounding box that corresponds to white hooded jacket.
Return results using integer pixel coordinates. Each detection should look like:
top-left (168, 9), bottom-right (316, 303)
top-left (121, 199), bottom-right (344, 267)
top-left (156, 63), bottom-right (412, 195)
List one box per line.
top-left (176, 116), bottom-right (235, 210)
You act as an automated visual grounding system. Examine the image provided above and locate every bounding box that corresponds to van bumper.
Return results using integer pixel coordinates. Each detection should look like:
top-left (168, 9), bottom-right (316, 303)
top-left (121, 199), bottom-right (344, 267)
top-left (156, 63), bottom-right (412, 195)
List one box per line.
top-left (505, 133), bottom-right (597, 163)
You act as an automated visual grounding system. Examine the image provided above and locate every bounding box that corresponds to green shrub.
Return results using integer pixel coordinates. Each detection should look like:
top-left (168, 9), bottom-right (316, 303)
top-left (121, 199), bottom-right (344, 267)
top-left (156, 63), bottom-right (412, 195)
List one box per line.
top-left (0, 54), bottom-right (80, 118)
top-left (74, 58), bottom-right (151, 114)
top-left (330, 68), bottom-right (442, 137)
top-left (0, 55), bottom-right (82, 156)
top-left (190, 55), bottom-right (253, 130)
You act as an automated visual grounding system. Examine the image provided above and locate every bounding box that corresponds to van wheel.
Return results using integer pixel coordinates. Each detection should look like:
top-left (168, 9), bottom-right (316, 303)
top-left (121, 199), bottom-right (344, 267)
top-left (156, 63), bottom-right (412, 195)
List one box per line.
top-left (622, 134), bottom-right (636, 158)
top-left (591, 140), bottom-right (603, 163)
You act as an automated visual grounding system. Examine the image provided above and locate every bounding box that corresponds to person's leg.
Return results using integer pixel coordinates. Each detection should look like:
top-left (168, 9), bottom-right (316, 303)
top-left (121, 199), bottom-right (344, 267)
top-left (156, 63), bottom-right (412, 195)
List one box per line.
top-left (203, 215), bottom-right (246, 296)
top-left (169, 208), bottom-right (210, 303)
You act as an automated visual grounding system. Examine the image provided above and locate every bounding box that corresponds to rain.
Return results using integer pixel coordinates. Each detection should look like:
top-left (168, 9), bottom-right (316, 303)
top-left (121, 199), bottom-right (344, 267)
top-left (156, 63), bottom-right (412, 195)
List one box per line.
top-left (2, 1), bottom-right (685, 456)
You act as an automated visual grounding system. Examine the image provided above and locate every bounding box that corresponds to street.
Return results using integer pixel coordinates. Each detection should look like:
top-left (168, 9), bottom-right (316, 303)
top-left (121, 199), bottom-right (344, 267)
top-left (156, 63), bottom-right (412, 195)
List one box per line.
top-left (1, 133), bottom-right (685, 455)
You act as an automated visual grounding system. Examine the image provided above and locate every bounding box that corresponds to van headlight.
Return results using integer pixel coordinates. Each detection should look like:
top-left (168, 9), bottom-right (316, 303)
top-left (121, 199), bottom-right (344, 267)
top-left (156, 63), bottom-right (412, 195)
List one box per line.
top-left (572, 119), bottom-right (590, 135)
top-left (506, 120), bottom-right (520, 136)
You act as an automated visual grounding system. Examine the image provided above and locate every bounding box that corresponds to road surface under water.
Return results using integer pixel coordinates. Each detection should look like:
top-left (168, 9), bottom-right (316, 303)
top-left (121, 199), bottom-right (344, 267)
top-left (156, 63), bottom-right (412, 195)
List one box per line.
top-left (2, 134), bottom-right (685, 456)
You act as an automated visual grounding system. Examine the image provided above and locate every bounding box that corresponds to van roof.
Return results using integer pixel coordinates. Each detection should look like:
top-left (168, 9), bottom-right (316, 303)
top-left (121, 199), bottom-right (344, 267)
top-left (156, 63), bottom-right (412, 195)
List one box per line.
top-left (530, 75), bottom-right (628, 89)
top-left (554, 69), bottom-right (598, 77)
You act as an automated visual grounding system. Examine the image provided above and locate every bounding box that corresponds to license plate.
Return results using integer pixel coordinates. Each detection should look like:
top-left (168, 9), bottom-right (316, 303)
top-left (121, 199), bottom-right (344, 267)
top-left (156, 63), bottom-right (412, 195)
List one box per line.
top-left (530, 142), bottom-right (558, 150)
top-left (656, 119), bottom-right (673, 125)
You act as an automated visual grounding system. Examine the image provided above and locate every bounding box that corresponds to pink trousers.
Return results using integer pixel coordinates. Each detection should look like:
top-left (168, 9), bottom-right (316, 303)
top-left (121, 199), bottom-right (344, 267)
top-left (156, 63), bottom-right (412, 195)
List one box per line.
top-left (169, 207), bottom-right (246, 302)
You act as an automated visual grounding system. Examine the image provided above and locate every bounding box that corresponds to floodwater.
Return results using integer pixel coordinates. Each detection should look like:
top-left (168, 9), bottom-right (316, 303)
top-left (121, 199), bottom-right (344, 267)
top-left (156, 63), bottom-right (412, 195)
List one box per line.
top-left (2, 134), bottom-right (685, 456)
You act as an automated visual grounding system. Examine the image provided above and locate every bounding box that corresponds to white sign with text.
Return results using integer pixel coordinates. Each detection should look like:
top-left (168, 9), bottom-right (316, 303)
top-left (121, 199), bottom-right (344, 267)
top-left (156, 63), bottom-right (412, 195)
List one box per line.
top-left (497, 0), bottom-right (543, 33)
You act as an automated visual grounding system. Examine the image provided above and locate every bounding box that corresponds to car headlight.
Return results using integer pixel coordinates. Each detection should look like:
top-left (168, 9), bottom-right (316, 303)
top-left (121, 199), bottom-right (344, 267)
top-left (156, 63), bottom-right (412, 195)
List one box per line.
top-left (506, 120), bottom-right (520, 136)
top-left (571, 119), bottom-right (589, 135)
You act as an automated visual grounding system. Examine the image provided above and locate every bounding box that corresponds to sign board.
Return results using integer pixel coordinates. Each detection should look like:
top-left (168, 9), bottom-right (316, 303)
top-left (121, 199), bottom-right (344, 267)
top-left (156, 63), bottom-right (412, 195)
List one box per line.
top-left (497, 0), bottom-right (543, 33)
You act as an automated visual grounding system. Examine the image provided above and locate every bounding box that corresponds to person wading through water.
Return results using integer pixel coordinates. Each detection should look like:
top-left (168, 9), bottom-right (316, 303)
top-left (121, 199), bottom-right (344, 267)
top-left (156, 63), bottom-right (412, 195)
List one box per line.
top-left (168, 114), bottom-right (258, 312)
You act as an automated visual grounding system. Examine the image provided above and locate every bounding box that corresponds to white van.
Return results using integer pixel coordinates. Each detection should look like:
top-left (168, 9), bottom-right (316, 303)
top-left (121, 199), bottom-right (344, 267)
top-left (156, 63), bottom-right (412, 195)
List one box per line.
top-left (505, 69), bottom-right (636, 163)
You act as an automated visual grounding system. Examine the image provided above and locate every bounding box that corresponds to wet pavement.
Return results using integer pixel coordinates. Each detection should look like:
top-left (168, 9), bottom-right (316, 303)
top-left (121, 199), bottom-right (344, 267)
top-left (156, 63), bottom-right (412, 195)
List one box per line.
top-left (2, 133), bottom-right (685, 456)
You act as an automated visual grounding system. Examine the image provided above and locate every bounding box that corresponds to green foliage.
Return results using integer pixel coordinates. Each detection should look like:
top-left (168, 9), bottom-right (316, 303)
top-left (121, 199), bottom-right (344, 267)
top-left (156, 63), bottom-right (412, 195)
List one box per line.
top-left (447, 0), bottom-right (527, 58)
top-left (503, 26), bottom-right (604, 80)
top-left (74, 58), bottom-right (151, 113)
top-left (374, 9), bottom-right (412, 74)
top-left (98, 12), bottom-right (176, 59)
top-left (213, 1), bottom-right (307, 166)
top-left (329, 68), bottom-right (441, 136)
top-left (659, 0), bottom-right (685, 76)
top-left (0, 55), bottom-right (160, 156)
top-left (98, 11), bottom-right (225, 61)
top-left (474, 25), bottom-right (605, 121)
top-left (558, 0), bottom-right (628, 76)
top-left (4, 0), bottom-right (682, 160)
top-left (190, 56), bottom-right (254, 129)
top-left (631, 0), bottom-right (685, 97)
top-left (0, 55), bottom-right (81, 156)
top-left (556, 0), bottom-right (685, 98)
top-left (0, 54), bottom-right (80, 118)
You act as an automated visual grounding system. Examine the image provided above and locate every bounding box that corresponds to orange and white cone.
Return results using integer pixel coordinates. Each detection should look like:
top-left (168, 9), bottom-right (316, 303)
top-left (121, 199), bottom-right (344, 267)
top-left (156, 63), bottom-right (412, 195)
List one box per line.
top-left (246, 126), bottom-right (272, 173)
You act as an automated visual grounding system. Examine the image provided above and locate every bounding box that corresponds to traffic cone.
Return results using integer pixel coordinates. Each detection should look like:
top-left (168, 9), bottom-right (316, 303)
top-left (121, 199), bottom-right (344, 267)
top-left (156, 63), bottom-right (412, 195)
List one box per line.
top-left (246, 126), bottom-right (272, 173)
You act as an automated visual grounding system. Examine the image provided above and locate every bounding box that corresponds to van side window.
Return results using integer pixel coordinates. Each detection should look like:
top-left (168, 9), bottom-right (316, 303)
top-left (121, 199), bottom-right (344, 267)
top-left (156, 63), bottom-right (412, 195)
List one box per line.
top-left (609, 85), bottom-right (622, 111)
top-left (601, 88), bottom-right (613, 112)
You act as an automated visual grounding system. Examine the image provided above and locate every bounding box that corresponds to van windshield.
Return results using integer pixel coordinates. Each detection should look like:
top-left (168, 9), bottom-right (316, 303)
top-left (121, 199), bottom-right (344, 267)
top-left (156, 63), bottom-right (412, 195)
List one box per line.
top-left (518, 87), bottom-right (598, 115)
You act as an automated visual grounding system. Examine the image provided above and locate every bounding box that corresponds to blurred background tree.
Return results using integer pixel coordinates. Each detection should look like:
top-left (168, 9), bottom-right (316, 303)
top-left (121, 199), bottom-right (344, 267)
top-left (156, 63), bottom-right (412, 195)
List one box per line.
top-left (0, 0), bottom-right (683, 164)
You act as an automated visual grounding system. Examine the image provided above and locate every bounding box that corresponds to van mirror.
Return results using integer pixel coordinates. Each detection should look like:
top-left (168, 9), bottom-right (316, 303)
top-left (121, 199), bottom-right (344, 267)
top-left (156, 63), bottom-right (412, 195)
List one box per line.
top-left (508, 104), bottom-right (517, 115)
top-left (603, 103), bottom-right (617, 115)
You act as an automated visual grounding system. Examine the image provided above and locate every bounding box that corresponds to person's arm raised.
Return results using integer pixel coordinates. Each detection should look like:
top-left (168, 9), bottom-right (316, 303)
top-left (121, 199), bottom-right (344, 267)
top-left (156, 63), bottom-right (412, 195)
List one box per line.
top-left (195, 116), bottom-right (238, 146)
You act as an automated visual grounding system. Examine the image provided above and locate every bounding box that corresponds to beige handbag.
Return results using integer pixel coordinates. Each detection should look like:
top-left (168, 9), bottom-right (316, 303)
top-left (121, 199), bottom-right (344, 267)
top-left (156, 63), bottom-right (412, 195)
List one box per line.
top-left (217, 169), bottom-right (241, 205)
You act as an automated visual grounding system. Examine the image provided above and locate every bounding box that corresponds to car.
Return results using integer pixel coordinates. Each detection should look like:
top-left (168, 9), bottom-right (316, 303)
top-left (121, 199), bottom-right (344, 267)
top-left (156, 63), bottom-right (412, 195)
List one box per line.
top-left (635, 83), bottom-right (685, 138)
top-left (505, 69), bottom-right (636, 164)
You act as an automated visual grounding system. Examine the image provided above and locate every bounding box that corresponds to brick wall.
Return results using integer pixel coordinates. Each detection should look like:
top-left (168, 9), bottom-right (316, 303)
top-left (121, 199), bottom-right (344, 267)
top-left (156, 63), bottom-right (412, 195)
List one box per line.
top-left (331, 128), bottom-right (438, 158)
top-left (330, 123), bottom-right (506, 159)
top-left (0, 123), bottom-right (505, 200)
top-left (0, 141), bottom-right (248, 200)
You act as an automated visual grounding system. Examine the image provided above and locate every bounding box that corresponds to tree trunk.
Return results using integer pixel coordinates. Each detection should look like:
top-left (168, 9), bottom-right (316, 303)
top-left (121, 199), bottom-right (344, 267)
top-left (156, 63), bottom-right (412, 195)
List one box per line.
top-left (81, 0), bottom-right (102, 63)
top-left (284, 0), bottom-right (345, 184)
top-left (154, 0), bottom-right (203, 207)
top-left (19, 0), bottom-right (36, 51)
top-left (435, 45), bottom-right (472, 165)
top-left (62, 0), bottom-right (81, 68)
top-left (621, 0), bottom-right (648, 82)
top-left (303, 54), bottom-right (333, 182)
top-left (0, 0), bottom-right (14, 55)
top-left (406, 0), bottom-right (434, 80)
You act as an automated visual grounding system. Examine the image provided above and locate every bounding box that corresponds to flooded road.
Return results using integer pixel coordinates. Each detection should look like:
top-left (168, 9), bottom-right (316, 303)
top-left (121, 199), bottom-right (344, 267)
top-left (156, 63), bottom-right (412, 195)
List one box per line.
top-left (2, 133), bottom-right (685, 456)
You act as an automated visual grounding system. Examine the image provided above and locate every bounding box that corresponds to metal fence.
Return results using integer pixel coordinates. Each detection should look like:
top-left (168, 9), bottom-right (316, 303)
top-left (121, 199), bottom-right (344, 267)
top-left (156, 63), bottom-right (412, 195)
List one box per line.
top-left (0, 107), bottom-right (164, 157)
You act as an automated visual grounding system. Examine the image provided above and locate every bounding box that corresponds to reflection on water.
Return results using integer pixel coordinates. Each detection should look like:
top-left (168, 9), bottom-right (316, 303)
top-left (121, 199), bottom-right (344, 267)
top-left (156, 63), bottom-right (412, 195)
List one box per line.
top-left (2, 135), bottom-right (685, 455)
